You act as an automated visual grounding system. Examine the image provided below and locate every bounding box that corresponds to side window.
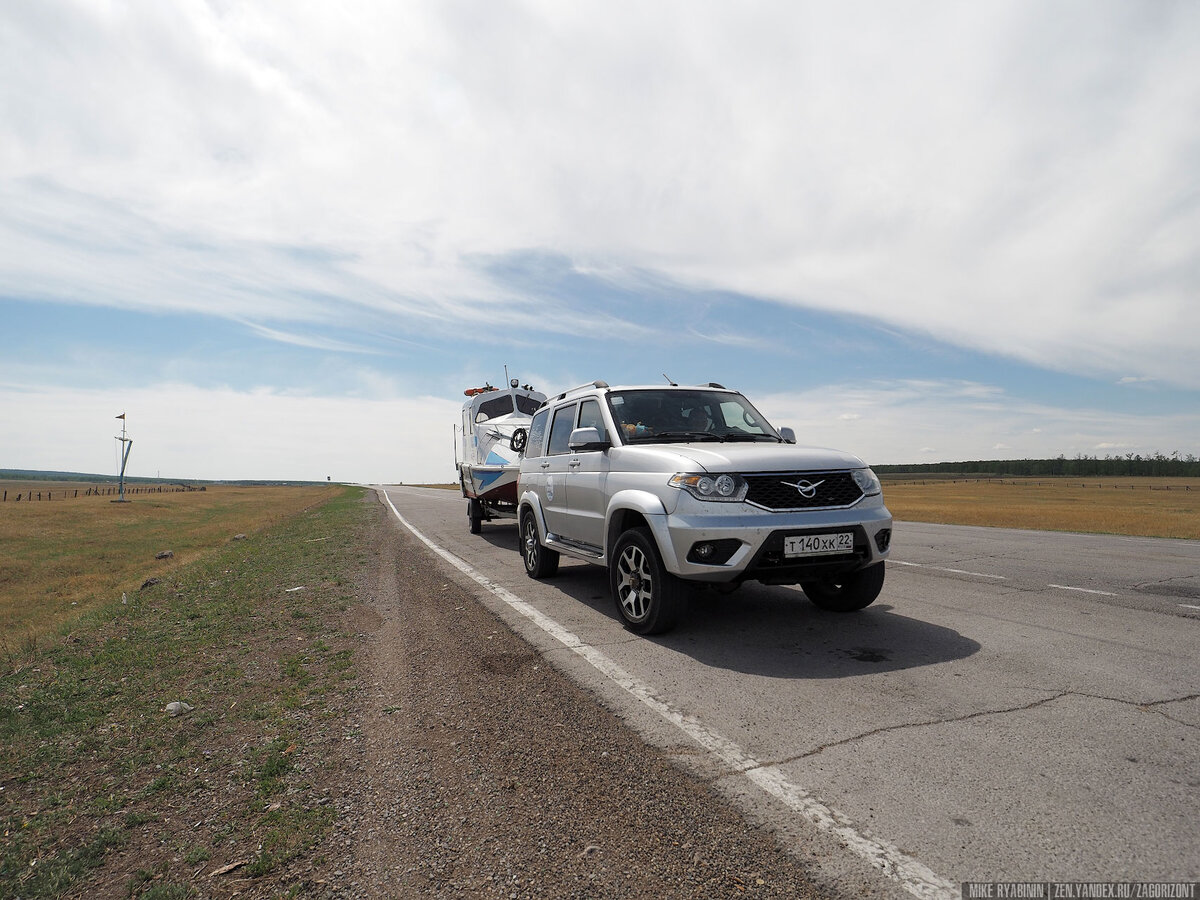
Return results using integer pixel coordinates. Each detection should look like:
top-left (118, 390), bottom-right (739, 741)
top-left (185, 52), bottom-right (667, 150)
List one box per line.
top-left (547, 404), bottom-right (577, 456)
top-left (577, 399), bottom-right (607, 443)
top-left (526, 409), bottom-right (549, 457)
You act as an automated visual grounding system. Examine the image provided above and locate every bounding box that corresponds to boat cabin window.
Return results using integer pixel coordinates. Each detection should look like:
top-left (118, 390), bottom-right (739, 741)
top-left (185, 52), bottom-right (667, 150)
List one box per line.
top-left (476, 395), bottom-right (514, 422)
top-left (515, 394), bottom-right (543, 416)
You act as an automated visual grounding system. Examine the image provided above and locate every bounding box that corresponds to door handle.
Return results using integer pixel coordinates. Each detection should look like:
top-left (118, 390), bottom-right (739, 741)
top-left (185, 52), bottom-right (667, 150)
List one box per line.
top-left (540, 461), bottom-right (551, 469)
top-left (568, 459), bottom-right (582, 468)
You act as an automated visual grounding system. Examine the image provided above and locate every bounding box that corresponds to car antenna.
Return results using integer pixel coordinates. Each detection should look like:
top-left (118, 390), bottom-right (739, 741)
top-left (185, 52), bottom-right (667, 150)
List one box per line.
top-left (662, 373), bottom-right (677, 386)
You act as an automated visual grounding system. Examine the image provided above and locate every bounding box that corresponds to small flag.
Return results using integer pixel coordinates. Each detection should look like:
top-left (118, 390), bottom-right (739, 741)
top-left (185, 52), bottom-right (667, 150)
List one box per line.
top-left (116, 413), bottom-right (125, 419)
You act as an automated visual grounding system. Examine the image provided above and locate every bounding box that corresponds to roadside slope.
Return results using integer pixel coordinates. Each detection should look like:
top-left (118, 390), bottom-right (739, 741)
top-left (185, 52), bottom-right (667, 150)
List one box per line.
top-left (337, 492), bottom-right (835, 898)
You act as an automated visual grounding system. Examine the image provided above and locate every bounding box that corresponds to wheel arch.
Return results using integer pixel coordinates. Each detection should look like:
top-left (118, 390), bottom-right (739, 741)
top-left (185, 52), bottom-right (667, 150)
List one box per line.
top-left (603, 490), bottom-right (679, 572)
top-left (518, 490), bottom-right (548, 539)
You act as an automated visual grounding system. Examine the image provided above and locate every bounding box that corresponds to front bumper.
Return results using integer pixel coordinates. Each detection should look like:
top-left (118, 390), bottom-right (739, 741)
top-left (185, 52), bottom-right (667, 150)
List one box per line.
top-left (647, 497), bottom-right (893, 584)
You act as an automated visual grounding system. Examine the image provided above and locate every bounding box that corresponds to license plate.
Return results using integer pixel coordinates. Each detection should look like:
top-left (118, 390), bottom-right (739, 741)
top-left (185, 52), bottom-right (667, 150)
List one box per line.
top-left (784, 532), bottom-right (854, 557)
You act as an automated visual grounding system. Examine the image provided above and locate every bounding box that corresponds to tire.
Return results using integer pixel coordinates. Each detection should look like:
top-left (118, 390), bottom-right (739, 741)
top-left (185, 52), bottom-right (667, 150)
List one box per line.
top-left (467, 498), bottom-right (482, 534)
top-left (610, 528), bottom-right (685, 635)
top-left (520, 508), bottom-right (559, 578)
top-left (801, 562), bottom-right (885, 612)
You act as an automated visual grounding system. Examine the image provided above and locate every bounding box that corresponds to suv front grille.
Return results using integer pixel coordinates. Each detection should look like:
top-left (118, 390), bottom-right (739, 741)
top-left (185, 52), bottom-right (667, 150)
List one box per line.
top-left (743, 471), bottom-right (864, 511)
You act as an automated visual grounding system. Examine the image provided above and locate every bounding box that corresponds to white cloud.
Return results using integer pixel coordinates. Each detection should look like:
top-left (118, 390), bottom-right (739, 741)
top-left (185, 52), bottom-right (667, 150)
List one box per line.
top-left (3, 1), bottom-right (1198, 388)
top-left (0, 382), bottom-right (459, 484)
top-left (754, 379), bottom-right (1200, 465)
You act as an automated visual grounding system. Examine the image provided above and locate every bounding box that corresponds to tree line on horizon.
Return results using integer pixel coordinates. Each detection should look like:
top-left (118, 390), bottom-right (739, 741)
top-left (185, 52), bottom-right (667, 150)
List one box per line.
top-left (874, 452), bottom-right (1200, 478)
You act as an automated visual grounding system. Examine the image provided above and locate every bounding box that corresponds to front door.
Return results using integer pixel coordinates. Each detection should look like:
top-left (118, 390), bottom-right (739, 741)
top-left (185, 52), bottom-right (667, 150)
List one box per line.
top-left (562, 398), bottom-right (609, 550)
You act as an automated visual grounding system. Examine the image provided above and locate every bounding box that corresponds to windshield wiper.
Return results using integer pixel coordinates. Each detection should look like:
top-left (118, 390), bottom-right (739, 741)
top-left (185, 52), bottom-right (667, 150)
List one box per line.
top-left (722, 433), bottom-right (776, 442)
top-left (648, 431), bottom-right (725, 442)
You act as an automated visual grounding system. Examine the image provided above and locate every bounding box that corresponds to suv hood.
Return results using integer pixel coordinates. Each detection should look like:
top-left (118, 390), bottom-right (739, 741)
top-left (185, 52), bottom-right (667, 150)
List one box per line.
top-left (614, 442), bottom-right (867, 473)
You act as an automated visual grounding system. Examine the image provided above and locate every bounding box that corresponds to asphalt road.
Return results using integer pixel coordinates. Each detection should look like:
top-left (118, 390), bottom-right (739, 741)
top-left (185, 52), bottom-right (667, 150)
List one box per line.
top-left (377, 485), bottom-right (1200, 899)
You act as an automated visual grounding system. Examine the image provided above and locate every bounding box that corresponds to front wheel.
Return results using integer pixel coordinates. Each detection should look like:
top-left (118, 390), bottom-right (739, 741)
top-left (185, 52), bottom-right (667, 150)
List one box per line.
top-left (520, 509), bottom-right (559, 578)
top-left (801, 562), bottom-right (885, 612)
top-left (610, 528), bottom-right (685, 635)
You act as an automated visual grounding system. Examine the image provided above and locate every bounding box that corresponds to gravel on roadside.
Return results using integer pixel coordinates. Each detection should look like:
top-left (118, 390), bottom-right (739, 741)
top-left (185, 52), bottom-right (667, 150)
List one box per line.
top-left (322, 493), bottom-right (838, 899)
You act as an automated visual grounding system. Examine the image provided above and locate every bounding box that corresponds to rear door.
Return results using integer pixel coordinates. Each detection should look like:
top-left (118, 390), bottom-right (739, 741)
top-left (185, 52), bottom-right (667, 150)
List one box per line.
top-left (539, 402), bottom-right (577, 537)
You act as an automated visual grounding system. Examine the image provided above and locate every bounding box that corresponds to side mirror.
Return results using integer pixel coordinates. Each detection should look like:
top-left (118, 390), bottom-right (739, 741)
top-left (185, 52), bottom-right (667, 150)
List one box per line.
top-left (509, 427), bottom-right (528, 453)
top-left (779, 427), bottom-right (797, 444)
top-left (568, 427), bottom-right (610, 452)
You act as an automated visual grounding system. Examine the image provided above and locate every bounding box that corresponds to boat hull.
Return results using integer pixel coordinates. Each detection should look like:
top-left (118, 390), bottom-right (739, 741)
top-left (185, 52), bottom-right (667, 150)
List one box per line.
top-left (460, 463), bottom-right (519, 504)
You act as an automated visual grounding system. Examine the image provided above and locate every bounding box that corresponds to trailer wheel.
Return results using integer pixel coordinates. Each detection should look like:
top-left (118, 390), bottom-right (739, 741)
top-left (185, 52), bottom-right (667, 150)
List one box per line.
top-left (467, 498), bottom-right (482, 534)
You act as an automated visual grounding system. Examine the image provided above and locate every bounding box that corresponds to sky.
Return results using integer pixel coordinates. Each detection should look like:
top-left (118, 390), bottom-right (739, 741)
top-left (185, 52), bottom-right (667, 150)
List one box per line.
top-left (2, 0), bottom-right (1198, 484)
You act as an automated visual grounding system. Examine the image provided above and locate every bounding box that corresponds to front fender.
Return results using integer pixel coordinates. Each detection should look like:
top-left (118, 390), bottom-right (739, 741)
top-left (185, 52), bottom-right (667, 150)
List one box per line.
top-left (603, 490), bottom-right (681, 573)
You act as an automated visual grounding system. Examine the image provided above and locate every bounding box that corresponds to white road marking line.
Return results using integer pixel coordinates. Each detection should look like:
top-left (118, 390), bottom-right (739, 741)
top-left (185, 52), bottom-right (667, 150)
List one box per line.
top-left (381, 489), bottom-right (957, 900)
top-left (1179, 604), bottom-right (1200, 612)
top-left (1047, 584), bottom-right (1117, 596)
top-left (893, 560), bottom-right (1007, 579)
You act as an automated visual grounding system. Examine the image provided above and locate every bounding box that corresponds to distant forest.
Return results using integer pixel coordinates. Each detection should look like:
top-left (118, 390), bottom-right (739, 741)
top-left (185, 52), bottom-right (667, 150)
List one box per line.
top-left (875, 453), bottom-right (1200, 478)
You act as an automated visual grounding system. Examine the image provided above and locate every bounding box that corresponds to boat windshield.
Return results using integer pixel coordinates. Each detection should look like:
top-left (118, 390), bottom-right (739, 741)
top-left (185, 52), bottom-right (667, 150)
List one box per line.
top-left (476, 395), bottom-right (514, 421)
top-left (515, 394), bottom-right (543, 415)
top-left (607, 389), bottom-right (781, 444)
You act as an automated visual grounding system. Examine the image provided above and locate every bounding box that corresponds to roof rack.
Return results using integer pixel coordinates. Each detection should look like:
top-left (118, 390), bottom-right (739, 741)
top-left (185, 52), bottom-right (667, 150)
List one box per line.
top-left (555, 380), bottom-right (609, 400)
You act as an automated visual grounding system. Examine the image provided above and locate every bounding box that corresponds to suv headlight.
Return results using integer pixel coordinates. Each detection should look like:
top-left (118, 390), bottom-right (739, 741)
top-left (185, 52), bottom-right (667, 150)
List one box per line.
top-left (668, 472), bottom-right (748, 502)
top-left (852, 467), bottom-right (882, 496)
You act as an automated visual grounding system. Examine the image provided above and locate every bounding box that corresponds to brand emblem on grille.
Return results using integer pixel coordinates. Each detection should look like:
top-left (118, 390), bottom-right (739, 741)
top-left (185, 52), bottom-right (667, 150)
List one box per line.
top-left (781, 479), bottom-right (824, 499)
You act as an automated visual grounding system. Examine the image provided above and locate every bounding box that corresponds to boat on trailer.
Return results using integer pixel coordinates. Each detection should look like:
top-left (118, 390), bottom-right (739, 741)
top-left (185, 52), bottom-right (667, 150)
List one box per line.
top-left (454, 377), bottom-right (546, 533)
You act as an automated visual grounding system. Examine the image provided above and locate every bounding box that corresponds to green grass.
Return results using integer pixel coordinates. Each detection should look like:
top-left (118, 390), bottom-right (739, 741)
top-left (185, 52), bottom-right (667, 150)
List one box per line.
top-left (0, 485), bottom-right (367, 898)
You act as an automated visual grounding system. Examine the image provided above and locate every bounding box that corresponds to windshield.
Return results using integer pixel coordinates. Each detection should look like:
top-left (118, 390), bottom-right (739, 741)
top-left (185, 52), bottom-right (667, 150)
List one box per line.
top-left (607, 389), bottom-right (781, 444)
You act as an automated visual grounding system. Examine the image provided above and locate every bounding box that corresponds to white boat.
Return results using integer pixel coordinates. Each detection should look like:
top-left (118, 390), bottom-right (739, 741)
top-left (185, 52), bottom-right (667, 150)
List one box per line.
top-left (454, 377), bottom-right (546, 533)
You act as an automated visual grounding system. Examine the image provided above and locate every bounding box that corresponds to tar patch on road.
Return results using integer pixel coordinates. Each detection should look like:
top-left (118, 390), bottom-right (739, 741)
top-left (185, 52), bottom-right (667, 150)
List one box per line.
top-left (836, 647), bottom-right (893, 663)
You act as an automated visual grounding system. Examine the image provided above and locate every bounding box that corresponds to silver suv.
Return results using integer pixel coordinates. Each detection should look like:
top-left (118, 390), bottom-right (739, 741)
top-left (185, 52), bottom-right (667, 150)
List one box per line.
top-left (516, 381), bottom-right (892, 634)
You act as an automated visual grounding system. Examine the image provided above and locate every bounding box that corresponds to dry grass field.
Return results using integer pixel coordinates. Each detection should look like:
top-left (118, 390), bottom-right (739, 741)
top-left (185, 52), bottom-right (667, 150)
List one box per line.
top-left (882, 476), bottom-right (1200, 540)
top-left (0, 482), bottom-right (340, 646)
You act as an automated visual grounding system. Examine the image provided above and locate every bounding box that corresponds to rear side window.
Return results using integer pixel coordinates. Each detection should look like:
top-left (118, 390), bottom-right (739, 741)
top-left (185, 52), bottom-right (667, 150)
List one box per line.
top-left (547, 404), bottom-right (577, 456)
top-left (526, 409), bottom-right (549, 457)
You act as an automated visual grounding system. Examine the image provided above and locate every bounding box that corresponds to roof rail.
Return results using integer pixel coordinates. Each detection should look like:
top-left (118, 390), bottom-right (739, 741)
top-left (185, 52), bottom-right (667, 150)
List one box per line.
top-left (705, 382), bottom-right (727, 389)
top-left (555, 380), bottom-right (609, 400)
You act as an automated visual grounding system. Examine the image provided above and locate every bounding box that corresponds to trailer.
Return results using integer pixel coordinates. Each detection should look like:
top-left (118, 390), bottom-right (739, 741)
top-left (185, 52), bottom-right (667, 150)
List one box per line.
top-left (454, 377), bottom-right (546, 534)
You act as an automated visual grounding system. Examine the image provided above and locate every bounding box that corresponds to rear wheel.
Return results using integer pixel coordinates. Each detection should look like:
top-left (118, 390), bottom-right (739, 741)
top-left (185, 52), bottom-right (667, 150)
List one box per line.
top-left (520, 509), bottom-right (559, 578)
top-left (467, 498), bottom-right (482, 534)
top-left (610, 528), bottom-right (685, 635)
top-left (801, 563), bottom-right (885, 612)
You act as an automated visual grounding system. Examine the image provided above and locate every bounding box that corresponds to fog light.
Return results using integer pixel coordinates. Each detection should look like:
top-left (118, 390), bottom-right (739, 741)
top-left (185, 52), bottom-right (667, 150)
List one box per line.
top-left (687, 539), bottom-right (742, 565)
top-left (875, 529), bottom-right (891, 552)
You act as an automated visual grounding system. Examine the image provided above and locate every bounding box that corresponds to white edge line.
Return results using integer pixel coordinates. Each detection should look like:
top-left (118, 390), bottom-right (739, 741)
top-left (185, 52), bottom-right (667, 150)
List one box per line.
top-left (1047, 584), bottom-right (1117, 597)
top-left (893, 560), bottom-right (1007, 580)
top-left (1179, 604), bottom-right (1200, 612)
top-left (379, 488), bottom-right (958, 900)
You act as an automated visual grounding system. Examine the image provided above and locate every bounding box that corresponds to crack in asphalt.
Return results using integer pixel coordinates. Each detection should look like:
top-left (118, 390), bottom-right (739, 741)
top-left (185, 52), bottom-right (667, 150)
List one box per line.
top-left (751, 689), bottom-right (1200, 769)
top-left (756, 693), bottom-right (1071, 768)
